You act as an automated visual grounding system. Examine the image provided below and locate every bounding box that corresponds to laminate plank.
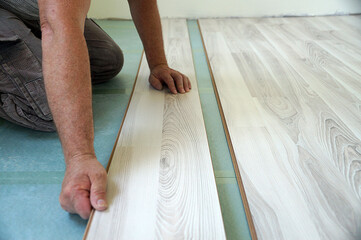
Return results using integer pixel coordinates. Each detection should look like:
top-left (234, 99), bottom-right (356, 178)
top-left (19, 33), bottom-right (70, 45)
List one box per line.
top-left (305, 38), bottom-right (361, 76)
top-left (300, 16), bottom-right (361, 59)
top-left (248, 40), bottom-right (361, 195)
top-left (253, 19), bottom-right (361, 141)
top-left (315, 16), bottom-right (361, 56)
top-left (84, 19), bottom-right (225, 239)
top-left (250, 31), bottom-right (361, 205)
top-left (312, 16), bottom-right (361, 53)
top-left (199, 17), bottom-right (361, 240)
top-left (322, 16), bottom-right (361, 35)
top-left (265, 17), bottom-right (361, 56)
top-left (249, 17), bottom-right (361, 195)
top-left (309, 45), bottom-right (361, 78)
top-left (253, 100), bottom-right (361, 240)
top-left (273, 16), bottom-right (361, 67)
top-left (275, 18), bottom-right (361, 99)
top-left (198, 30), bottom-right (264, 128)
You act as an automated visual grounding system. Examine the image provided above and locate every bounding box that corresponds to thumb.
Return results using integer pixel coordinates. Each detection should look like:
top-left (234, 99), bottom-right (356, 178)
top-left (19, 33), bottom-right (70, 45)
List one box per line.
top-left (149, 75), bottom-right (163, 90)
top-left (89, 173), bottom-right (108, 211)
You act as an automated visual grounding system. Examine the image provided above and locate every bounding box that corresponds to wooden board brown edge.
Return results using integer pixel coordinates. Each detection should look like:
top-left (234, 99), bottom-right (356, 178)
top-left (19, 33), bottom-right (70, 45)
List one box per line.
top-left (185, 20), bottom-right (227, 235)
top-left (197, 20), bottom-right (258, 240)
top-left (82, 51), bottom-right (145, 240)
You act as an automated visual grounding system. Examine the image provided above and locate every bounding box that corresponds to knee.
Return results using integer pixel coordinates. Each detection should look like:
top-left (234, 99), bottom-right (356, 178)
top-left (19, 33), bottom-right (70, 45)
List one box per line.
top-left (108, 43), bottom-right (124, 78)
top-left (0, 93), bottom-right (56, 132)
top-left (0, 9), bottom-right (31, 39)
top-left (90, 42), bottom-right (124, 84)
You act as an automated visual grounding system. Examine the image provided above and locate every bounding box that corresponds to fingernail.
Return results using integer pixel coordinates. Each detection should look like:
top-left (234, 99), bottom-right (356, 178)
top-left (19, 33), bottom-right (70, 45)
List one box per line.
top-left (97, 199), bottom-right (107, 208)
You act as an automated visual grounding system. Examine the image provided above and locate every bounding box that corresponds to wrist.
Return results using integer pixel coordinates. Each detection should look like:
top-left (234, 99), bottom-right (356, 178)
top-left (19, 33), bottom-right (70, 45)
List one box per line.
top-left (65, 152), bottom-right (97, 166)
top-left (61, 135), bottom-right (95, 164)
top-left (149, 62), bottom-right (168, 72)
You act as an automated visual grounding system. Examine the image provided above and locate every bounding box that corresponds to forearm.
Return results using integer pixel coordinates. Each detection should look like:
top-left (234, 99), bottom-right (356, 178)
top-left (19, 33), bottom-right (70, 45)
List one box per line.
top-left (39, 1), bottom-right (94, 162)
top-left (128, 0), bottom-right (167, 70)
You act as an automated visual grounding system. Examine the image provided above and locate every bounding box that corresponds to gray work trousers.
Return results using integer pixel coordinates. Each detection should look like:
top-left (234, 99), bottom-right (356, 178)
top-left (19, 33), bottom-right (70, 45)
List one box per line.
top-left (0, 8), bottom-right (124, 132)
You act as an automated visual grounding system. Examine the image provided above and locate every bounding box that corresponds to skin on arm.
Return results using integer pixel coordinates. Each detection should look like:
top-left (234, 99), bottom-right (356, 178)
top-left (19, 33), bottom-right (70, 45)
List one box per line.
top-left (38, 0), bottom-right (108, 219)
top-left (128, 0), bottom-right (191, 94)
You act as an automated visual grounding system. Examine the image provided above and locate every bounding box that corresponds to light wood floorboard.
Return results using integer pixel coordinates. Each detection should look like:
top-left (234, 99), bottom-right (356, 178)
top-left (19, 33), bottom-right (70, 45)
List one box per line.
top-left (275, 17), bottom-right (361, 99)
top-left (254, 18), bottom-right (361, 141)
top-left (199, 16), bottom-right (361, 240)
top-left (84, 19), bottom-right (225, 239)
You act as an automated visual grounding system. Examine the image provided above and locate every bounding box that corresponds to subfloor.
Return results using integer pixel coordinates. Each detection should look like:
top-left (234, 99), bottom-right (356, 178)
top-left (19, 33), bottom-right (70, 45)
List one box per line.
top-left (0, 20), bottom-right (250, 240)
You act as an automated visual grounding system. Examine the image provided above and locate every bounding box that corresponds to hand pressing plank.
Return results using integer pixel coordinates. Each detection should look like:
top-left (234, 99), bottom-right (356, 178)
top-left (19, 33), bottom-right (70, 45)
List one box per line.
top-left (149, 64), bottom-right (191, 94)
top-left (60, 154), bottom-right (107, 220)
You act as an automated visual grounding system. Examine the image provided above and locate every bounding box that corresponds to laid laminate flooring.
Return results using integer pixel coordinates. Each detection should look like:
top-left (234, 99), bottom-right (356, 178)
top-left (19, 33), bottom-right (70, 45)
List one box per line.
top-left (199, 16), bottom-right (361, 240)
top-left (84, 19), bottom-right (226, 239)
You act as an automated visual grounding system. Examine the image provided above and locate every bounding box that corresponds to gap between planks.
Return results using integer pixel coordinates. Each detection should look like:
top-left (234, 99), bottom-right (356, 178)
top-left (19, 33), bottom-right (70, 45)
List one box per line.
top-left (197, 19), bottom-right (258, 240)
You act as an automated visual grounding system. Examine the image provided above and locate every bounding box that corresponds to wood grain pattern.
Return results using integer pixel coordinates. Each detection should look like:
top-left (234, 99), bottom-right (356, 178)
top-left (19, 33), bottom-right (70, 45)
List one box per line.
top-left (274, 17), bottom-right (361, 99)
top-left (84, 19), bottom-right (225, 239)
top-left (199, 16), bottom-right (361, 240)
top-left (254, 18), bottom-right (361, 141)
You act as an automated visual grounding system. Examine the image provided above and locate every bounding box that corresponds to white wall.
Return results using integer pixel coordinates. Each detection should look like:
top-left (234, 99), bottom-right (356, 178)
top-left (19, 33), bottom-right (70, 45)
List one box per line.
top-left (88, 0), bottom-right (361, 19)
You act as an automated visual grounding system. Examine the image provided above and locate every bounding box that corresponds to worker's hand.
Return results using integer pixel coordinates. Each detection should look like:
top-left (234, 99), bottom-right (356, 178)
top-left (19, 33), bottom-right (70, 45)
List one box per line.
top-left (59, 155), bottom-right (107, 219)
top-left (149, 64), bottom-right (192, 94)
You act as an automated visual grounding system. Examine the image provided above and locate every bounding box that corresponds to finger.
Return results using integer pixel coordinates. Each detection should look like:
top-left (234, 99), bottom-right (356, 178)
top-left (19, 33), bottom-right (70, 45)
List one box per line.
top-left (89, 172), bottom-right (108, 211)
top-left (163, 74), bottom-right (177, 94)
top-left (72, 189), bottom-right (92, 219)
top-left (59, 193), bottom-right (73, 213)
top-left (59, 185), bottom-right (81, 213)
top-left (149, 75), bottom-right (163, 90)
top-left (171, 72), bottom-right (185, 93)
top-left (182, 74), bottom-right (190, 92)
top-left (188, 76), bottom-right (192, 89)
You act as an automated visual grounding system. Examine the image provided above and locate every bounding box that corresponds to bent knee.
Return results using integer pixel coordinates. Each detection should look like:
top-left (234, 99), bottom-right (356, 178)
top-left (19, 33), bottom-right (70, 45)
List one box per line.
top-left (89, 42), bottom-right (124, 84)
top-left (0, 93), bottom-right (56, 132)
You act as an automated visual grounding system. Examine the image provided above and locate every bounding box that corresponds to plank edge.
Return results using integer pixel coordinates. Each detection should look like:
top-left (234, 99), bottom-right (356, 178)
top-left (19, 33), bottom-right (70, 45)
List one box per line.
top-left (82, 51), bottom-right (145, 240)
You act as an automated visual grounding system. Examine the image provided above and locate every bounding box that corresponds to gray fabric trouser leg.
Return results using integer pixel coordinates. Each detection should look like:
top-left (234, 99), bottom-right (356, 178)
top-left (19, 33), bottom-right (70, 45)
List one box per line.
top-left (0, 8), bottom-right (124, 132)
